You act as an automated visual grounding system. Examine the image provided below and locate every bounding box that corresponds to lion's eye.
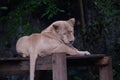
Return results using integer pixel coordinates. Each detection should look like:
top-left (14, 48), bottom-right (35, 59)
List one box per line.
top-left (68, 31), bottom-right (72, 34)
top-left (63, 33), bottom-right (66, 35)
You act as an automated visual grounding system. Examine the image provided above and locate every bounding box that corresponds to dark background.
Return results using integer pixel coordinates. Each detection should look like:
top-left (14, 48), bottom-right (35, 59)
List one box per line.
top-left (0, 0), bottom-right (120, 80)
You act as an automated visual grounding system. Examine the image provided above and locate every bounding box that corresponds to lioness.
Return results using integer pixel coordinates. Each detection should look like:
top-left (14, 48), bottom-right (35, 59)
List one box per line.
top-left (16, 18), bottom-right (90, 80)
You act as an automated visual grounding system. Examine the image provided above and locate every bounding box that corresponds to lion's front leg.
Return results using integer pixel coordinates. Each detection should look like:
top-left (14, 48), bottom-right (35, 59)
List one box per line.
top-left (66, 45), bottom-right (91, 55)
top-left (52, 44), bottom-right (90, 56)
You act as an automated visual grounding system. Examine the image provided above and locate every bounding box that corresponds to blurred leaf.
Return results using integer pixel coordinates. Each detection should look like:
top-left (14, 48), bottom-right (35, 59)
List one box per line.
top-left (0, 6), bottom-right (8, 10)
top-left (111, 10), bottom-right (120, 15)
top-left (117, 38), bottom-right (120, 44)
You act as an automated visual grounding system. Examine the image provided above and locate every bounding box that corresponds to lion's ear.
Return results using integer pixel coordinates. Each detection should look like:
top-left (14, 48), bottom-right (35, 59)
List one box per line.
top-left (52, 24), bottom-right (59, 33)
top-left (67, 18), bottom-right (75, 25)
top-left (53, 24), bottom-right (58, 30)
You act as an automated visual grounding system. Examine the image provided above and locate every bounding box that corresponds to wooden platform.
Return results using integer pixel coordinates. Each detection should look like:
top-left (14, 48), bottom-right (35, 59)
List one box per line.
top-left (0, 54), bottom-right (113, 80)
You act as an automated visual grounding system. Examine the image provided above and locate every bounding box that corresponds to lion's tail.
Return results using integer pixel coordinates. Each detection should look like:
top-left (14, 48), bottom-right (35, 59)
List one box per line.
top-left (30, 54), bottom-right (38, 80)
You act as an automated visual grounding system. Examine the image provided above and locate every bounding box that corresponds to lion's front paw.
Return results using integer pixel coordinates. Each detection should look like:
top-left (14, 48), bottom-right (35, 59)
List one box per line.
top-left (77, 51), bottom-right (91, 56)
top-left (84, 51), bottom-right (91, 55)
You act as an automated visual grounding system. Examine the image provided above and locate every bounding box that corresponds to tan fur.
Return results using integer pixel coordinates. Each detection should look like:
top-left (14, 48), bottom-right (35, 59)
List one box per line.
top-left (16, 18), bottom-right (90, 80)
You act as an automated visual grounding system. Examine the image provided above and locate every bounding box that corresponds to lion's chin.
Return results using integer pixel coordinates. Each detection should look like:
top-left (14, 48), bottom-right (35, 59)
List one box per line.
top-left (65, 43), bottom-right (73, 47)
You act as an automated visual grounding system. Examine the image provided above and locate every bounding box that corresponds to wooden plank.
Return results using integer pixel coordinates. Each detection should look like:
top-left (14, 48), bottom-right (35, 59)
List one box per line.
top-left (99, 57), bottom-right (113, 80)
top-left (0, 57), bottom-right (29, 61)
top-left (0, 54), bottom-right (105, 72)
top-left (0, 54), bottom-right (105, 61)
top-left (52, 53), bottom-right (67, 80)
top-left (67, 54), bottom-right (105, 59)
top-left (0, 54), bottom-right (113, 80)
top-left (67, 54), bottom-right (105, 67)
top-left (97, 56), bottom-right (109, 66)
top-left (20, 56), bottom-right (52, 70)
top-left (0, 56), bottom-right (52, 72)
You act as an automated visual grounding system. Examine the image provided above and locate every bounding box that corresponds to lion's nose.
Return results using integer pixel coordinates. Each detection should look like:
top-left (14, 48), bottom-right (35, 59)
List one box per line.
top-left (69, 41), bottom-right (74, 44)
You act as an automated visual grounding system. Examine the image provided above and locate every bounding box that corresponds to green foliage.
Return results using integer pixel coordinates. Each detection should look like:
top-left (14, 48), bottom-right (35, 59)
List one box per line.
top-left (0, 6), bottom-right (8, 10)
top-left (41, 3), bottom-right (64, 19)
top-left (85, 1), bottom-right (120, 79)
top-left (94, 0), bottom-right (120, 44)
top-left (83, 0), bottom-right (120, 47)
top-left (0, 0), bottom-right (63, 46)
top-left (94, 0), bottom-right (120, 25)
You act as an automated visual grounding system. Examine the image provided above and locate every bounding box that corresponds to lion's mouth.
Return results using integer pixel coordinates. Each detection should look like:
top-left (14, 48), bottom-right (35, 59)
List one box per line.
top-left (65, 42), bottom-right (73, 47)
